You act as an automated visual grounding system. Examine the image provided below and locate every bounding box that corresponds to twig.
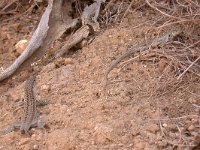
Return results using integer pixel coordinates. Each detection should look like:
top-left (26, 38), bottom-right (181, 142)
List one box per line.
top-left (119, 50), bottom-right (149, 71)
top-left (157, 19), bottom-right (200, 29)
top-left (150, 115), bottom-right (199, 121)
top-left (101, 0), bottom-right (115, 15)
top-left (2, 0), bottom-right (17, 11)
top-left (177, 56), bottom-right (200, 80)
top-left (145, 0), bottom-right (184, 20)
top-left (55, 25), bottom-right (90, 58)
top-left (0, 10), bottom-right (16, 15)
top-left (121, 0), bottom-right (134, 22)
top-left (159, 120), bottom-right (166, 137)
top-left (192, 104), bottom-right (200, 134)
top-left (75, 0), bottom-right (82, 16)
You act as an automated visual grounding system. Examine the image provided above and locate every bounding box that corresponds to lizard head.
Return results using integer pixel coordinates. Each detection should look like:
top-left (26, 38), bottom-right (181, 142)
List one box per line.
top-left (167, 29), bottom-right (182, 40)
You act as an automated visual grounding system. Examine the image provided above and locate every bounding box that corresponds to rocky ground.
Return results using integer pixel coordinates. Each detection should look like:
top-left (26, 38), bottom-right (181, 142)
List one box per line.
top-left (0, 0), bottom-right (200, 150)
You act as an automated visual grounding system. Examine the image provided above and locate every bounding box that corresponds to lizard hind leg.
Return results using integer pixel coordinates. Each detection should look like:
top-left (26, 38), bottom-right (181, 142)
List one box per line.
top-left (30, 118), bottom-right (46, 130)
top-left (37, 119), bottom-right (46, 129)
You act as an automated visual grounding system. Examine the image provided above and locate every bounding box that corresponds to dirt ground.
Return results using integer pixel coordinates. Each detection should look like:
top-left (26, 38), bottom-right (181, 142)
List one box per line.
top-left (0, 1), bottom-right (200, 150)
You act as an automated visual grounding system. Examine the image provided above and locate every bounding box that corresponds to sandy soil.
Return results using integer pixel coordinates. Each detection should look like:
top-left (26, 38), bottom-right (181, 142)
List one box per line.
top-left (0, 1), bottom-right (200, 150)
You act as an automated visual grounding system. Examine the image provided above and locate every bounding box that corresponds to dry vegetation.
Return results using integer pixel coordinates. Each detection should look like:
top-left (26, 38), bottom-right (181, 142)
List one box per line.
top-left (0, 0), bottom-right (200, 149)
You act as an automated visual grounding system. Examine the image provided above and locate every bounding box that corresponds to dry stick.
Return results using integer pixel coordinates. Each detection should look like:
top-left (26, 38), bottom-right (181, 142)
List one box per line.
top-left (157, 19), bottom-right (200, 29)
top-left (75, 0), bottom-right (82, 16)
top-left (55, 25), bottom-right (90, 58)
top-left (159, 119), bottom-right (166, 137)
top-left (0, 11), bottom-right (16, 15)
top-left (145, 0), bottom-right (183, 20)
top-left (0, 0), bottom-right (52, 82)
top-left (121, 0), bottom-right (134, 22)
top-left (192, 104), bottom-right (200, 134)
top-left (175, 120), bottom-right (187, 145)
top-left (177, 56), bottom-right (200, 80)
top-left (2, 0), bottom-right (17, 11)
top-left (101, 0), bottom-right (115, 15)
top-left (188, 0), bottom-right (200, 7)
top-left (119, 50), bottom-right (149, 71)
top-left (151, 115), bottom-right (199, 121)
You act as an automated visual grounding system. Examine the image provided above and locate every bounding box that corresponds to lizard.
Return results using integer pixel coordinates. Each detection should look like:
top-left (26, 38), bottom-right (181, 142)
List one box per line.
top-left (104, 29), bottom-right (182, 90)
top-left (3, 76), bottom-right (47, 134)
top-left (81, 0), bottom-right (105, 31)
top-left (0, 0), bottom-right (53, 82)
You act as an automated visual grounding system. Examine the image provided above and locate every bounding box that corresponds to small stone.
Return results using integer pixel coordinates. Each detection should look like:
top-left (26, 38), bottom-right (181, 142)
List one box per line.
top-left (41, 84), bottom-right (51, 92)
top-left (32, 134), bottom-right (36, 138)
top-left (55, 58), bottom-right (74, 66)
top-left (43, 63), bottom-right (56, 71)
top-left (188, 97), bottom-right (197, 103)
top-left (19, 138), bottom-right (30, 145)
top-left (162, 123), bottom-right (167, 127)
top-left (64, 58), bottom-right (74, 65)
top-left (120, 40), bottom-right (125, 44)
top-left (80, 39), bottom-right (88, 48)
top-left (158, 58), bottom-right (168, 71)
top-left (147, 124), bottom-right (159, 134)
top-left (34, 0), bottom-right (43, 2)
top-left (179, 127), bottom-right (185, 132)
top-left (193, 135), bottom-right (200, 143)
top-left (94, 124), bottom-right (114, 144)
top-left (177, 146), bottom-right (185, 150)
top-left (188, 124), bottom-right (197, 132)
top-left (33, 144), bottom-right (39, 150)
top-left (134, 141), bottom-right (145, 149)
top-left (168, 132), bottom-right (176, 138)
top-left (15, 40), bottom-right (28, 54)
top-left (157, 140), bottom-right (167, 147)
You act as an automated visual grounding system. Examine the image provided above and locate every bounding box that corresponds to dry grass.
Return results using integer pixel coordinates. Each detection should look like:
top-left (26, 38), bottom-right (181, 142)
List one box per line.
top-left (101, 0), bottom-right (200, 148)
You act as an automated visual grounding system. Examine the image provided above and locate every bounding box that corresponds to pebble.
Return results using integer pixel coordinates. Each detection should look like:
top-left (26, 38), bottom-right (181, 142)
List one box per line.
top-left (157, 140), bottom-right (167, 147)
top-left (15, 40), bottom-right (28, 54)
top-left (134, 142), bottom-right (145, 149)
top-left (177, 146), bottom-right (185, 150)
top-left (179, 127), bottom-right (185, 132)
top-left (33, 144), bottom-right (39, 150)
top-left (41, 84), bottom-right (51, 92)
top-left (94, 124), bottom-right (114, 144)
top-left (80, 39), bottom-right (88, 48)
top-left (188, 97), bottom-right (197, 103)
top-left (19, 138), bottom-right (30, 146)
top-left (193, 134), bottom-right (200, 142)
top-left (162, 123), bottom-right (167, 127)
top-left (54, 58), bottom-right (74, 67)
top-left (64, 58), bottom-right (74, 65)
top-left (188, 124), bottom-right (197, 132)
top-left (147, 124), bottom-right (159, 134)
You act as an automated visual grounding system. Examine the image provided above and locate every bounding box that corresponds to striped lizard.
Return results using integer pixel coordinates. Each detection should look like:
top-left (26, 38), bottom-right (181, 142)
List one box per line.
top-left (3, 76), bottom-right (47, 134)
top-left (104, 29), bottom-right (182, 90)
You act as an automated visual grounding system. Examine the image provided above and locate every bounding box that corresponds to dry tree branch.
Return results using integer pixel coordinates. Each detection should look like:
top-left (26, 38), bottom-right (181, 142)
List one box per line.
top-left (145, 0), bottom-right (184, 20)
top-left (101, 0), bottom-right (115, 15)
top-left (2, 0), bottom-right (17, 11)
top-left (157, 19), bottom-right (200, 29)
top-left (151, 115), bottom-right (199, 121)
top-left (121, 0), bottom-right (134, 22)
top-left (177, 56), bottom-right (200, 80)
